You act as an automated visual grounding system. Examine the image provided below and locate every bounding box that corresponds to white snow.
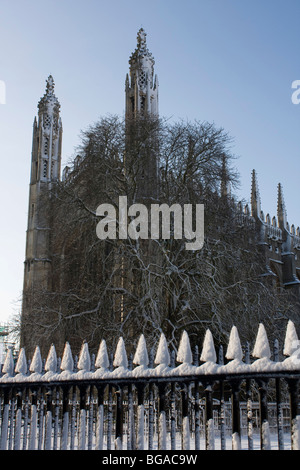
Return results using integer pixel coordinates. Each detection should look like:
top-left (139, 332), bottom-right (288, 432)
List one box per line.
top-left (15, 348), bottom-right (27, 375)
top-left (252, 323), bottom-right (271, 359)
top-left (133, 334), bottom-right (149, 366)
top-left (154, 333), bottom-right (170, 366)
top-left (200, 329), bottom-right (217, 363)
top-left (283, 320), bottom-right (300, 356)
top-left (60, 342), bottom-right (74, 372)
top-left (95, 339), bottom-right (110, 370)
top-left (113, 337), bottom-right (128, 369)
top-left (77, 341), bottom-right (91, 371)
top-left (176, 330), bottom-right (193, 364)
top-left (0, 320), bottom-right (299, 383)
top-left (30, 346), bottom-right (43, 374)
top-left (232, 432), bottom-right (241, 450)
top-left (1, 348), bottom-right (14, 378)
top-left (261, 421), bottom-right (271, 450)
top-left (291, 416), bottom-right (300, 450)
top-left (226, 326), bottom-right (243, 361)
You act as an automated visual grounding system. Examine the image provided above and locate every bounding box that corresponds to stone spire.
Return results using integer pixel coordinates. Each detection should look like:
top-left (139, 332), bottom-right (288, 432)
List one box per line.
top-left (251, 169), bottom-right (262, 219)
top-left (277, 183), bottom-right (288, 230)
top-left (31, 75), bottom-right (62, 183)
top-left (38, 75), bottom-right (60, 115)
top-left (125, 28), bottom-right (158, 117)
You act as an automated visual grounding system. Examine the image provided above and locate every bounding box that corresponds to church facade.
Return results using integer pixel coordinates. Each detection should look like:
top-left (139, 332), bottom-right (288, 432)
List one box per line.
top-left (20, 29), bottom-right (300, 356)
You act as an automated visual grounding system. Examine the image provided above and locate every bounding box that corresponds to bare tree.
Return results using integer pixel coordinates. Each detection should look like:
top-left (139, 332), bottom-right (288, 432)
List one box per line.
top-left (19, 115), bottom-right (300, 357)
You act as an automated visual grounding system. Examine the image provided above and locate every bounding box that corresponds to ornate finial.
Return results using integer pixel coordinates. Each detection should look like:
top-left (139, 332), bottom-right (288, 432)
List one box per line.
top-left (251, 169), bottom-right (262, 218)
top-left (129, 28), bottom-right (154, 66)
top-left (38, 74), bottom-right (60, 114)
top-left (277, 183), bottom-right (287, 229)
top-left (137, 28), bottom-right (147, 46)
top-left (46, 75), bottom-right (55, 95)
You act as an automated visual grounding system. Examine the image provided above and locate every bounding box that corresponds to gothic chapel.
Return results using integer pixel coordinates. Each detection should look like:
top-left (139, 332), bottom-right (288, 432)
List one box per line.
top-left (20, 29), bottom-right (300, 356)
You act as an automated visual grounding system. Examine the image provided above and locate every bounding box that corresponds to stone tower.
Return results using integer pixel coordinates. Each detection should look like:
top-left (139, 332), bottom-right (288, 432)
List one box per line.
top-left (125, 28), bottom-right (159, 202)
top-left (21, 76), bottom-right (62, 348)
top-left (125, 28), bottom-right (158, 118)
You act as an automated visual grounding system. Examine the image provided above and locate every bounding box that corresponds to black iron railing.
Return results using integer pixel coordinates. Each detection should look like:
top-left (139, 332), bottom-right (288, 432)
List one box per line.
top-left (0, 323), bottom-right (299, 450)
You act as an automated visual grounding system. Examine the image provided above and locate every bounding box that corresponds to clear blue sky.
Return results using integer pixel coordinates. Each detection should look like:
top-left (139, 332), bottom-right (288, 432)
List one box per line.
top-left (0, 0), bottom-right (299, 323)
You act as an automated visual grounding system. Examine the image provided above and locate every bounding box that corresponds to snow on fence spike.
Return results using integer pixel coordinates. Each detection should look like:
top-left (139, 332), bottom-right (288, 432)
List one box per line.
top-left (60, 342), bottom-right (74, 372)
top-left (252, 323), bottom-right (271, 359)
top-left (177, 330), bottom-right (193, 364)
top-left (29, 346), bottom-right (42, 374)
top-left (45, 344), bottom-right (58, 372)
top-left (283, 320), bottom-right (300, 356)
top-left (2, 348), bottom-right (14, 376)
top-left (15, 348), bottom-right (27, 375)
top-left (95, 339), bottom-right (110, 369)
top-left (154, 332), bottom-right (170, 365)
top-left (200, 329), bottom-right (216, 363)
top-left (78, 341), bottom-right (91, 371)
top-left (133, 334), bottom-right (149, 366)
top-left (226, 326), bottom-right (243, 361)
top-left (113, 337), bottom-right (128, 368)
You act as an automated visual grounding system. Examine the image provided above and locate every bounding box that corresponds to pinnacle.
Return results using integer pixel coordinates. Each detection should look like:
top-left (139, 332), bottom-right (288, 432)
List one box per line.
top-left (46, 75), bottom-right (55, 95)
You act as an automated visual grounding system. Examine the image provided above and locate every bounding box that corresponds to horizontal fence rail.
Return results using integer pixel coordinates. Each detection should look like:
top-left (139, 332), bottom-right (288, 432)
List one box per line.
top-left (0, 322), bottom-right (299, 450)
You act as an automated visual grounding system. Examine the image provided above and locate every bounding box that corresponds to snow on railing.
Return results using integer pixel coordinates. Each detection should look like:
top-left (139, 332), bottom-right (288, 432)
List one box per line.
top-left (1, 321), bottom-right (300, 383)
top-left (0, 321), bottom-right (299, 451)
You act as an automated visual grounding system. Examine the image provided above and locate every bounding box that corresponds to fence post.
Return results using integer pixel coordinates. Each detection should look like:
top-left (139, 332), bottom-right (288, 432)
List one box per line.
top-left (115, 386), bottom-right (123, 450)
top-left (95, 385), bottom-right (105, 450)
top-left (245, 342), bottom-right (253, 450)
top-left (148, 383), bottom-right (154, 450)
top-left (127, 383), bottom-right (136, 450)
top-left (136, 384), bottom-right (145, 450)
top-left (205, 384), bottom-right (215, 450)
top-left (78, 385), bottom-right (87, 450)
top-left (257, 379), bottom-right (271, 450)
top-left (181, 383), bottom-right (190, 450)
top-left (87, 386), bottom-right (94, 450)
top-left (70, 386), bottom-right (77, 450)
top-left (38, 388), bottom-right (45, 450)
top-left (194, 382), bottom-right (201, 450)
top-left (231, 380), bottom-right (241, 450)
top-left (219, 379), bottom-right (226, 450)
top-left (53, 387), bottom-right (60, 450)
top-left (44, 388), bottom-right (53, 450)
top-left (170, 382), bottom-right (176, 450)
top-left (14, 389), bottom-right (23, 450)
top-left (28, 389), bottom-right (38, 450)
top-left (158, 383), bottom-right (167, 450)
top-left (287, 379), bottom-right (300, 450)
top-left (274, 339), bottom-right (284, 450)
top-left (107, 385), bottom-right (113, 450)
top-left (8, 389), bottom-right (15, 450)
top-left (61, 385), bottom-right (71, 450)
top-left (0, 389), bottom-right (10, 450)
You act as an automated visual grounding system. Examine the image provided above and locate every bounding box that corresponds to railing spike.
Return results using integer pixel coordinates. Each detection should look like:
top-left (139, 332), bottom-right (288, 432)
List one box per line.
top-left (283, 320), bottom-right (299, 357)
top-left (113, 337), bottom-right (128, 368)
top-left (95, 339), bottom-right (110, 370)
top-left (252, 323), bottom-right (271, 359)
top-left (133, 334), bottom-right (149, 367)
top-left (15, 348), bottom-right (27, 375)
top-left (77, 341), bottom-right (91, 372)
top-left (200, 329), bottom-right (216, 363)
top-left (154, 333), bottom-right (170, 366)
top-left (45, 344), bottom-right (58, 372)
top-left (60, 342), bottom-right (74, 372)
top-left (177, 330), bottom-right (193, 364)
top-left (226, 326), bottom-right (243, 361)
top-left (29, 346), bottom-right (42, 374)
